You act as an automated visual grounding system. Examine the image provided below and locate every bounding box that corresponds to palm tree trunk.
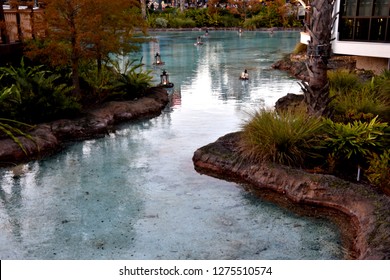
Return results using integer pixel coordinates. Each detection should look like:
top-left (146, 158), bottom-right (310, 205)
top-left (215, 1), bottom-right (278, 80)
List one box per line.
top-left (300, 0), bottom-right (336, 117)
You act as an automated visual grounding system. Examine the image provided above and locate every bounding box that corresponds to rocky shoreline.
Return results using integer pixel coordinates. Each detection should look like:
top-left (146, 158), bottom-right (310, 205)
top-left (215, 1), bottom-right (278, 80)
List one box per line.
top-left (192, 132), bottom-right (390, 259)
top-left (271, 53), bottom-right (357, 82)
top-left (0, 87), bottom-right (169, 167)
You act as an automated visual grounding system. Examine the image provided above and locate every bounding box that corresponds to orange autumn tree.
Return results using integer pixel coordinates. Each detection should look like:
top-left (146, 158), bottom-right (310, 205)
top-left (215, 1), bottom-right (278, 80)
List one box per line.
top-left (26, 0), bottom-right (148, 96)
top-left (82, 0), bottom-right (148, 75)
top-left (227, 0), bottom-right (263, 20)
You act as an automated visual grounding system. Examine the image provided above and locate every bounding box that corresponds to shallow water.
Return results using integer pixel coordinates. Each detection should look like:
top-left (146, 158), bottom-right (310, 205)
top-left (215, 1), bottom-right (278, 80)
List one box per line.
top-left (0, 31), bottom-right (343, 260)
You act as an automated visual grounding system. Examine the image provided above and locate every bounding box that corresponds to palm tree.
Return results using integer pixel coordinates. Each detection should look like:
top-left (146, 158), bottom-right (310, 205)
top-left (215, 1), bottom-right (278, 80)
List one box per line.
top-left (299, 0), bottom-right (336, 117)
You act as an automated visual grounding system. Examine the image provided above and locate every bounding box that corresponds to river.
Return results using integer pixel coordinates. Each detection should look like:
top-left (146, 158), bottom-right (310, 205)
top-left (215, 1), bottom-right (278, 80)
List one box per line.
top-left (0, 31), bottom-right (343, 259)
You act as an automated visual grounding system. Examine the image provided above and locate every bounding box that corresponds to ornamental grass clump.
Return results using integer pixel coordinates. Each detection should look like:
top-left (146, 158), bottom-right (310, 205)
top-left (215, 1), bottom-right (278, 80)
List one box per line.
top-left (330, 86), bottom-right (389, 123)
top-left (239, 109), bottom-right (324, 167)
top-left (329, 70), bottom-right (390, 123)
top-left (328, 69), bottom-right (362, 96)
top-left (366, 150), bottom-right (390, 193)
top-left (373, 70), bottom-right (390, 121)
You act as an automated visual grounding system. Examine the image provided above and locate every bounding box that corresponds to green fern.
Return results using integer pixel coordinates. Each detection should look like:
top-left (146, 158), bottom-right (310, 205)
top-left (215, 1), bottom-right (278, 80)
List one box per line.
top-left (110, 57), bottom-right (153, 99)
top-left (0, 118), bottom-right (36, 155)
top-left (0, 59), bottom-right (79, 122)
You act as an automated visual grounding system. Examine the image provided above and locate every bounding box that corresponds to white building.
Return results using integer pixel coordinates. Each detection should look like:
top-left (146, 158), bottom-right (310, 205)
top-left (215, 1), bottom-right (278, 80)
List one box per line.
top-left (301, 0), bottom-right (390, 74)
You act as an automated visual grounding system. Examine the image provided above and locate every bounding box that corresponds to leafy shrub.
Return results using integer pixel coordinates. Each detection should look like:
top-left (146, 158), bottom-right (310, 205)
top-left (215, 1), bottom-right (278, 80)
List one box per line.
top-left (0, 59), bottom-right (80, 123)
top-left (220, 14), bottom-right (241, 27)
top-left (330, 79), bottom-right (390, 123)
top-left (377, 79), bottom-right (390, 103)
top-left (366, 150), bottom-right (390, 192)
top-left (239, 109), bottom-right (324, 167)
top-left (183, 7), bottom-right (210, 26)
top-left (321, 117), bottom-right (388, 178)
top-left (110, 58), bottom-right (153, 99)
top-left (207, 13), bottom-right (223, 27)
top-left (243, 14), bottom-right (268, 29)
top-left (286, 14), bottom-right (303, 28)
top-left (155, 17), bottom-right (168, 28)
top-left (146, 6), bottom-right (298, 29)
top-left (169, 17), bottom-right (196, 28)
top-left (328, 69), bottom-right (361, 96)
top-left (79, 62), bottom-right (119, 104)
top-left (372, 70), bottom-right (390, 120)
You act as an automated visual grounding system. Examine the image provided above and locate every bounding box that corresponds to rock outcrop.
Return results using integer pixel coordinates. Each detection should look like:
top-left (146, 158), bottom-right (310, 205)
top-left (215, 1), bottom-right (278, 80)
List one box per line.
top-left (0, 87), bottom-right (169, 167)
top-left (271, 54), bottom-right (357, 81)
top-left (193, 132), bottom-right (390, 260)
top-left (274, 93), bottom-right (304, 113)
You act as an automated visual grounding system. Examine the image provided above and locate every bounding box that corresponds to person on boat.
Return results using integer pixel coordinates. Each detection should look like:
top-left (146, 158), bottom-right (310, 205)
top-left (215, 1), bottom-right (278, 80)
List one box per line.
top-left (196, 36), bottom-right (202, 44)
top-left (205, 29), bottom-right (209, 36)
top-left (240, 69), bottom-right (249, 80)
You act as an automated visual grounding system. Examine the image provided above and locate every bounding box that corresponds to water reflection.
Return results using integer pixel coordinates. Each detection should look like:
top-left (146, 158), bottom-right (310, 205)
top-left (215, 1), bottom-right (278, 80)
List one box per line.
top-left (0, 169), bottom-right (24, 243)
top-left (0, 31), bottom-right (343, 260)
top-left (144, 31), bottom-right (300, 111)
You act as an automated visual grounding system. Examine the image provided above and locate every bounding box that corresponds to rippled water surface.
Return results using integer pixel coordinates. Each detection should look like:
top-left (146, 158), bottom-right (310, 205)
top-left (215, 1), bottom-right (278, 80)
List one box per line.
top-left (0, 31), bottom-right (343, 259)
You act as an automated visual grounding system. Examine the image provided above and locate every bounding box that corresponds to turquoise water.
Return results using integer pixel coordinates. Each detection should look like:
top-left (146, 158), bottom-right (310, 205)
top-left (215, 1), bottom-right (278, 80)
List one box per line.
top-left (0, 31), bottom-right (343, 259)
